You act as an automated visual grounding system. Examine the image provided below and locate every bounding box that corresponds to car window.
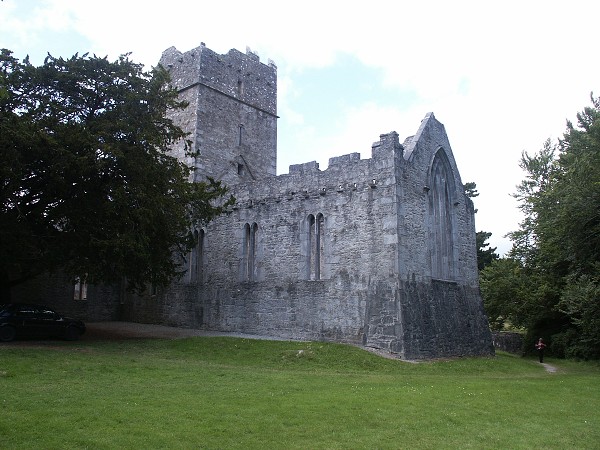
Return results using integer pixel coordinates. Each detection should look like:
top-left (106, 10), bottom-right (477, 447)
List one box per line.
top-left (16, 305), bottom-right (37, 316)
top-left (40, 308), bottom-right (57, 318)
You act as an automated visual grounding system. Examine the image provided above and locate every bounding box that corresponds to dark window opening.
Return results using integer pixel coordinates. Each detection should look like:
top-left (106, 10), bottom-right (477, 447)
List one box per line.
top-left (307, 213), bottom-right (325, 280)
top-left (242, 222), bottom-right (258, 281)
top-left (238, 124), bottom-right (244, 146)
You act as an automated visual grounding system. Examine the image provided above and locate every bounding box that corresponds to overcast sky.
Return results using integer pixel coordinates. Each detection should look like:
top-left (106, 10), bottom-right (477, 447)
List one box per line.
top-left (2, 0), bottom-right (599, 255)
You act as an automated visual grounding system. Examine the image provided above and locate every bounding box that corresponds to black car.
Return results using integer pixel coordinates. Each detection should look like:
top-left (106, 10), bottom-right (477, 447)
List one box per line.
top-left (0, 303), bottom-right (86, 342)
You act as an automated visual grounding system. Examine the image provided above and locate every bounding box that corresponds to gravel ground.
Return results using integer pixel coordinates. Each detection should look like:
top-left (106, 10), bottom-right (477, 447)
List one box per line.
top-left (84, 321), bottom-right (287, 341)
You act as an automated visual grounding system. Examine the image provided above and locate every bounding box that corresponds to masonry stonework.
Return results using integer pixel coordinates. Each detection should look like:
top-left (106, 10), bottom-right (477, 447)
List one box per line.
top-left (118, 43), bottom-right (493, 359)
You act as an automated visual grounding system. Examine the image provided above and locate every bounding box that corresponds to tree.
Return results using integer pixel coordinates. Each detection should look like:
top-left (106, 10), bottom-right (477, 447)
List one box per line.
top-left (463, 181), bottom-right (498, 269)
top-left (463, 181), bottom-right (479, 198)
top-left (480, 258), bottom-right (528, 330)
top-left (548, 95), bottom-right (600, 358)
top-left (476, 231), bottom-right (499, 271)
top-left (0, 50), bottom-right (234, 298)
top-left (507, 140), bottom-right (557, 267)
top-left (483, 95), bottom-right (600, 358)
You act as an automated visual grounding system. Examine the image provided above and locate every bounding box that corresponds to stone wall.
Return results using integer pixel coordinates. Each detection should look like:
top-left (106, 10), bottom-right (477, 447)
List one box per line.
top-left (121, 110), bottom-right (493, 359)
top-left (9, 43), bottom-right (493, 360)
top-left (492, 331), bottom-right (524, 354)
top-left (10, 272), bottom-right (121, 322)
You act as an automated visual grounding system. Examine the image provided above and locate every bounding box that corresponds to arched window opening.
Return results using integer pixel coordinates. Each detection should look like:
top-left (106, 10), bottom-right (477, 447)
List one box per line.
top-left (238, 124), bottom-right (244, 146)
top-left (307, 213), bottom-right (325, 280)
top-left (190, 229), bottom-right (205, 282)
top-left (74, 277), bottom-right (87, 301)
top-left (242, 222), bottom-right (258, 282)
top-left (429, 150), bottom-right (456, 280)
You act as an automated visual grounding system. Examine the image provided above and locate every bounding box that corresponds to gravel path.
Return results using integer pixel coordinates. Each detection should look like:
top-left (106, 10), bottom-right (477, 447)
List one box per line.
top-left (541, 362), bottom-right (558, 373)
top-left (85, 321), bottom-right (286, 341)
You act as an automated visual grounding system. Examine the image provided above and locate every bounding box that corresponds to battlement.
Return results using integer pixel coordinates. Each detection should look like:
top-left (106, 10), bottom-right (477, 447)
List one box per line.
top-left (160, 43), bottom-right (277, 116)
top-left (289, 161), bottom-right (320, 174)
top-left (328, 152), bottom-right (361, 167)
top-left (287, 132), bottom-right (405, 175)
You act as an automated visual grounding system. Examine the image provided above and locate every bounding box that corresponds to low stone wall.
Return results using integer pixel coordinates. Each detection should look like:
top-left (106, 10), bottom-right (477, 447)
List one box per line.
top-left (492, 331), bottom-right (524, 354)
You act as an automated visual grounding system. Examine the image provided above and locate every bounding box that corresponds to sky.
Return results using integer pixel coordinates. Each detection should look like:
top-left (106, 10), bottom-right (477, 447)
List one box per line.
top-left (2, 0), bottom-right (599, 256)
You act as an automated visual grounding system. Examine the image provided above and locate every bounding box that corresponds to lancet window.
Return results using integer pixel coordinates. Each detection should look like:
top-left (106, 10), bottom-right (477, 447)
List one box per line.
top-left (307, 213), bottom-right (325, 280)
top-left (74, 277), bottom-right (87, 301)
top-left (190, 229), bottom-right (205, 283)
top-left (242, 222), bottom-right (258, 282)
top-left (428, 150), bottom-right (456, 280)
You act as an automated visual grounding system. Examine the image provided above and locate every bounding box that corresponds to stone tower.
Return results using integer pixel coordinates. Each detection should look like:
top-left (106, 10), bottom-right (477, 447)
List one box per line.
top-left (159, 43), bottom-right (278, 185)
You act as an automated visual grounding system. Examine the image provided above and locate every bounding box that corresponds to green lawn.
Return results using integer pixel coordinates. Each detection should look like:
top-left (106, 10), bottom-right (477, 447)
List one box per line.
top-left (1, 337), bottom-right (599, 449)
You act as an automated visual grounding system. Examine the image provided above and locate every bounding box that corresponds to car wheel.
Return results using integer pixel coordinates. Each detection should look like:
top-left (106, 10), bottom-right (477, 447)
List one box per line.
top-left (64, 326), bottom-right (81, 341)
top-left (0, 325), bottom-right (17, 342)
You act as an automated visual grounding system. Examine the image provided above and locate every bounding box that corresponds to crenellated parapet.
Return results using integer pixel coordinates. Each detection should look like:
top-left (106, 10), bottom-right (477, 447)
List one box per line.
top-left (160, 43), bottom-right (277, 117)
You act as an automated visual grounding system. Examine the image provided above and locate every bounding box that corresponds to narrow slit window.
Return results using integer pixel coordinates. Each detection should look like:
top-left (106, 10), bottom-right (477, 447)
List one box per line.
top-left (190, 229), bottom-right (205, 282)
top-left (242, 223), bottom-right (258, 282)
top-left (238, 124), bottom-right (244, 146)
top-left (307, 214), bottom-right (325, 280)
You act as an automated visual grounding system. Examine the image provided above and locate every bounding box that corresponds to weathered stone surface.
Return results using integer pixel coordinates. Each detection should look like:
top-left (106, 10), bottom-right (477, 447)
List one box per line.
top-left (492, 331), bottom-right (524, 354)
top-left (121, 43), bottom-right (494, 359)
top-left (12, 42), bottom-right (494, 359)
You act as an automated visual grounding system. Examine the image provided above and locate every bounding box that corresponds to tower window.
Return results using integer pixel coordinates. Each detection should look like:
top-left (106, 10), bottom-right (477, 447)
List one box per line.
top-left (238, 124), bottom-right (244, 146)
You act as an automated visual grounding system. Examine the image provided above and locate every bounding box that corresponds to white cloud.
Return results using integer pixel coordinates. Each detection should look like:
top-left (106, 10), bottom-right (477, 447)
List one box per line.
top-left (2, 0), bottom-right (599, 256)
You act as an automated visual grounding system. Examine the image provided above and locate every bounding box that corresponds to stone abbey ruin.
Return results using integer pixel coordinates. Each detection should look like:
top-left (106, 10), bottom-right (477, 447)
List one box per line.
top-left (15, 43), bottom-right (494, 359)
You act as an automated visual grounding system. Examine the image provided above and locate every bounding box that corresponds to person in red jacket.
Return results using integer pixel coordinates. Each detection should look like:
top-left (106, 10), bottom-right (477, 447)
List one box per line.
top-left (535, 338), bottom-right (547, 363)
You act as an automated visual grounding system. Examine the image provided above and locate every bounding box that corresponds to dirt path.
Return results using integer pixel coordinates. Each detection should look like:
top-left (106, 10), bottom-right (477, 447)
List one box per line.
top-left (84, 322), bottom-right (285, 341)
top-left (84, 322), bottom-right (404, 359)
top-left (541, 362), bottom-right (558, 373)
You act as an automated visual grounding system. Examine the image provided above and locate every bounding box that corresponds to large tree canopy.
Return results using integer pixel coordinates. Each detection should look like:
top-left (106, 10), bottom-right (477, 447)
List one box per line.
top-left (480, 95), bottom-right (600, 359)
top-left (0, 50), bottom-right (233, 297)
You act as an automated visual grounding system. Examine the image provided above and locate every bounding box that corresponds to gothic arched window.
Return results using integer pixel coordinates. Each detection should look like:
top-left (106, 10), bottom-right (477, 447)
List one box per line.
top-left (306, 213), bottom-right (325, 280)
top-left (242, 222), bottom-right (258, 281)
top-left (428, 150), bottom-right (456, 280)
top-left (190, 229), bottom-right (205, 283)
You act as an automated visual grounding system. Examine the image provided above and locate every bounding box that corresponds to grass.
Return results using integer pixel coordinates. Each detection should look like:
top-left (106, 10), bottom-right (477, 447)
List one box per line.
top-left (1, 337), bottom-right (599, 449)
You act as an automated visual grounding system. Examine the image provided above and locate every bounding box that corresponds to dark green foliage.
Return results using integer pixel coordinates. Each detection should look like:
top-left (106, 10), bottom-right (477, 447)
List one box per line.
top-left (463, 182), bottom-right (497, 269)
top-left (0, 49), bottom-right (234, 295)
top-left (463, 181), bottom-right (479, 198)
top-left (476, 231), bottom-right (499, 271)
top-left (482, 95), bottom-right (600, 359)
top-left (480, 258), bottom-right (527, 330)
